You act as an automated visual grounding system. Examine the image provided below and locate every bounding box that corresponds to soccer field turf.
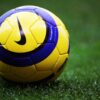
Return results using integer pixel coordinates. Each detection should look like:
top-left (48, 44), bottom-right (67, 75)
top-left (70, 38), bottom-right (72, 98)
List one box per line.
top-left (0, 0), bottom-right (100, 100)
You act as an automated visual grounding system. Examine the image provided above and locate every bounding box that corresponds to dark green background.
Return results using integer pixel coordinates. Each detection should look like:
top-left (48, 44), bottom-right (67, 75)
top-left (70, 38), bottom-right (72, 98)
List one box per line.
top-left (0, 0), bottom-right (100, 100)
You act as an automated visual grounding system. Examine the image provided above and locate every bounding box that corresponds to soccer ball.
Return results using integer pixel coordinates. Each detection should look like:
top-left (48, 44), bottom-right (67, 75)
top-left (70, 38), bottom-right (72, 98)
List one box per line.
top-left (0, 6), bottom-right (70, 82)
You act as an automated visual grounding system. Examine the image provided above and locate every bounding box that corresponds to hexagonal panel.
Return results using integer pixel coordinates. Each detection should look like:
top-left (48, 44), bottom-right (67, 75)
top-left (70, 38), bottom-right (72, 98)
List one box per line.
top-left (57, 26), bottom-right (69, 54)
top-left (35, 47), bottom-right (59, 71)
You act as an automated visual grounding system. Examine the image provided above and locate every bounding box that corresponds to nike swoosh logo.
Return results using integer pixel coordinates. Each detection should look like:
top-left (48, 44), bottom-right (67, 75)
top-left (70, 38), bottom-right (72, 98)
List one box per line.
top-left (15, 18), bottom-right (26, 45)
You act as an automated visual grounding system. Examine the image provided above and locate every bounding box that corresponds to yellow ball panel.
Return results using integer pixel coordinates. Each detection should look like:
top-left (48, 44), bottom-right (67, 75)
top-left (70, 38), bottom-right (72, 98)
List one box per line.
top-left (0, 21), bottom-right (12, 45)
top-left (52, 54), bottom-right (68, 72)
top-left (0, 72), bottom-right (26, 82)
top-left (57, 26), bottom-right (69, 54)
top-left (5, 28), bottom-right (37, 53)
top-left (32, 71), bottom-right (52, 81)
top-left (35, 47), bottom-right (59, 71)
top-left (0, 61), bottom-right (38, 82)
top-left (30, 18), bottom-right (46, 44)
top-left (0, 61), bottom-right (10, 73)
top-left (9, 65), bottom-right (37, 79)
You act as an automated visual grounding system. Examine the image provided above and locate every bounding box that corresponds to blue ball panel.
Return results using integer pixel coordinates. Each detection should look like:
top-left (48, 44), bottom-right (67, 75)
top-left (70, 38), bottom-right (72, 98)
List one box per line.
top-left (35, 8), bottom-right (56, 26)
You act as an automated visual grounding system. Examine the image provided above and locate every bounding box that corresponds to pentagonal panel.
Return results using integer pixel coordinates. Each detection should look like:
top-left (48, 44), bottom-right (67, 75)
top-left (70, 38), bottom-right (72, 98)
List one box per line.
top-left (30, 17), bottom-right (46, 44)
top-left (52, 54), bottom-right (68, 72)
top-left (0, 20), bottom-right (12, 45)
top-left (57, 26), bottom-right (69, 54)
top-left (35, 47), bottom-right (59, 71)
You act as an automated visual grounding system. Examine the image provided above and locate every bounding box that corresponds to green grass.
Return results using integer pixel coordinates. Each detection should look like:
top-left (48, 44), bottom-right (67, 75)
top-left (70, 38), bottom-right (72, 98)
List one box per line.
top-left (0, 0), bottom-right (100, 100)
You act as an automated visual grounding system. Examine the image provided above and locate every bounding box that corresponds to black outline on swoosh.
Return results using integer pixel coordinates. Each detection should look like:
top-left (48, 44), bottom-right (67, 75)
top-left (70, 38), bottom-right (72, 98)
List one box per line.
top-left (15, 18), bottom-right (26, 45)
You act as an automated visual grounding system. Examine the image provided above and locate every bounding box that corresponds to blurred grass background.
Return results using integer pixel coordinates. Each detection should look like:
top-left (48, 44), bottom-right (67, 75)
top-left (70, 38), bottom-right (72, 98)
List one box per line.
top-left (0, 0), bottom-right (100, 100)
